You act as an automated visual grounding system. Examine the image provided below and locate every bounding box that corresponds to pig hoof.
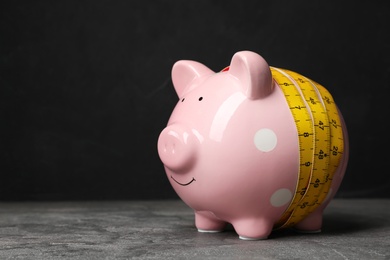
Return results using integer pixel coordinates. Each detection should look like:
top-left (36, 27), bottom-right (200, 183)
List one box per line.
top-left (239, 235), bottom-right (268, 241)
top-left (197, 229), bottom-right (223, 233)
top-left (293, 228), bottom-right (321, 234)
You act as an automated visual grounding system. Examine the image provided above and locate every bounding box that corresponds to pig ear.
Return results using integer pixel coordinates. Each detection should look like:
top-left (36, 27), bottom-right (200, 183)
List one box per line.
top-left (228, 51), bottom-right (273, 99)
top-left (171, 60), bottom-right (214, 98)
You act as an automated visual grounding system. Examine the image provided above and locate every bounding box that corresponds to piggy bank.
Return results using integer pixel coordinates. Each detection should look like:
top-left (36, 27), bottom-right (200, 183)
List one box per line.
top-left (157, 50), bottom-right (349, 240)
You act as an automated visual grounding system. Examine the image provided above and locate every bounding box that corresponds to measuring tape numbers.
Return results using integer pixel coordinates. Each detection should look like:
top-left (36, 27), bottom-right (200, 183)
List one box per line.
top-left (271, 67), bottom-right (344, 229)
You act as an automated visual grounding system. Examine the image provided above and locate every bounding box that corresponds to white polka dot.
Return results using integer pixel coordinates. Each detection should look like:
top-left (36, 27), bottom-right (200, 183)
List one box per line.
top-left (270, 188), bottom-right (293, 207)
top-left (254, 128), bottom-right (277, 152)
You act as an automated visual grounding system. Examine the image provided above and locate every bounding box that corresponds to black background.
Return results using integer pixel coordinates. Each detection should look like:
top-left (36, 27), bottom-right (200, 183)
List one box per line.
top-left (1, 1), bottom-right (389, 200)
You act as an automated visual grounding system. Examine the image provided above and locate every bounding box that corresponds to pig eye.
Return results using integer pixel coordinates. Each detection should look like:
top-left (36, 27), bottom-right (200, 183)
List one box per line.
top-left (181, 98), bottom-right (185, 102)
top-left (198, 97), bottom-right (203, 101)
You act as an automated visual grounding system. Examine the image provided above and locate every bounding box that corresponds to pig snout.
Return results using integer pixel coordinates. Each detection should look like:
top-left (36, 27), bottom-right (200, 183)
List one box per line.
top-left (157, 124), bottom-right (198, 172)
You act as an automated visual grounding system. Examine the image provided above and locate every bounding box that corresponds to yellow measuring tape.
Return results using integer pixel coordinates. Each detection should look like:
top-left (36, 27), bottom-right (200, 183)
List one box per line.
top-left (270, 67), bottom-right (344, 229)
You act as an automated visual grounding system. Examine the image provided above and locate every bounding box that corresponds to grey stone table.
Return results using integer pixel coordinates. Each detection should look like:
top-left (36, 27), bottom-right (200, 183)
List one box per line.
top-left (0, 199), bottom-right (389, 259)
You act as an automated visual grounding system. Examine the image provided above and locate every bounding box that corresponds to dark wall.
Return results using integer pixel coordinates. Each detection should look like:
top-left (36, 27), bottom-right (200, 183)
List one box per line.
top-left (1, 1), bottom-right (389, 200)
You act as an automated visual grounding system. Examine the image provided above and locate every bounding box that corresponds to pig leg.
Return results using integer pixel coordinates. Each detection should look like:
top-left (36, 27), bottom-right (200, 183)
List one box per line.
top-left (293, 157), bottom-right (348, 233)
top-left (195, 211), bottom-right (227, 233)
top-left (232, 217), bottom-right (274, 240)
top-left (293, 207), bottom-right (324, 233)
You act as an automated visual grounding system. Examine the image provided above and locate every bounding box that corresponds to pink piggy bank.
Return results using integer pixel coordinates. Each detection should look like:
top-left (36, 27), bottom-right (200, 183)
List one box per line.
top-left (157, 50), bottom-right (349, 240)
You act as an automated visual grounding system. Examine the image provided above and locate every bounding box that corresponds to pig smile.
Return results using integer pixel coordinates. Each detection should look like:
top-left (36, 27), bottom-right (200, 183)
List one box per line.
top-left (171, 176), bottom-right (196, 186)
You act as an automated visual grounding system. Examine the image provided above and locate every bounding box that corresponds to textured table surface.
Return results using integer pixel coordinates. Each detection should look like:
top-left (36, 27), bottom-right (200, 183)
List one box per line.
top-left (0, 199), bottom-right (389, 259)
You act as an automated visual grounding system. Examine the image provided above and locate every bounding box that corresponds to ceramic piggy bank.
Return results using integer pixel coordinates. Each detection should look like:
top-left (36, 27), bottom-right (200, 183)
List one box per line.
top-left (157, 50), bottom-right (349, 240)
